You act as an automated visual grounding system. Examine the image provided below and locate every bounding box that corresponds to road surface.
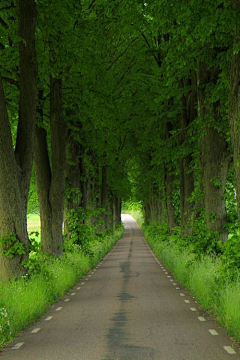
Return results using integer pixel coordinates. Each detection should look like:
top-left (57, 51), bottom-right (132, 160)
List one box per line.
top-left (1, 214), bottom-right (239, 360)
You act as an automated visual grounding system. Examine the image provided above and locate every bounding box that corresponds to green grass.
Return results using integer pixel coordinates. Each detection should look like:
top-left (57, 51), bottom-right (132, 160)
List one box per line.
top-left (0, 226), bottom-right (124, 347)
top-left (27, 214), bottom-right (41, 243)
top-left (27, 213), bottom-right (40, 233)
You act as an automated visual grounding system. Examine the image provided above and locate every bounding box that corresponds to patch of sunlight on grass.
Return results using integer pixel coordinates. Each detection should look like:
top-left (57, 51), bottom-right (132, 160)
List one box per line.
top-left (27, 214), bottom-right (41, 243)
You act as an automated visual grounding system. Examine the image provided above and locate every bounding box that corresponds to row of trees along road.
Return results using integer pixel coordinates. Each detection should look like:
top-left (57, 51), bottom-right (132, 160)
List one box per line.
top-left (0, 0), bottom-right (239, 281)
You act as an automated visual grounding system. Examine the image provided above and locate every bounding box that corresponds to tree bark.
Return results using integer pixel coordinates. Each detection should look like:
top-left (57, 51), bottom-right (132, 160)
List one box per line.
top-left (34, 125), bottom-right (53, 253)
top-left (49, 77), bottom-right (67, 253)
top-left (0, 77), bottom-right (25, 280)
top-left (164, 123), bottom-right (178, 232)
top-left (65, 138), bottom-right (81, 231)
top-left (164, 170), bottom-right (178, 232)
top-left (34, 78), bottom-right (67, 255)
top-left (229, 27), bottom-right (240, 220)
top-left (197, 64), bottom-right (230, 242)
top-left (0, 0), bottom-right (38, 280)
top-left (201, 127), bottom-right (230, 242)
top-left (179, 76), bottom-right (197, 236)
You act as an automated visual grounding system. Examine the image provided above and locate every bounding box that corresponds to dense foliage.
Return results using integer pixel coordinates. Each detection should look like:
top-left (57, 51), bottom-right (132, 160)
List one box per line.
top-left (0, 1), bottom-right (239, 284)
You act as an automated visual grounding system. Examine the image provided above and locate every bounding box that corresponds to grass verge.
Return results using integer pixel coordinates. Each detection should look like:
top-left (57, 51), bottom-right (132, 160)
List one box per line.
top-left (129, 211), bottom-right (240, 343)
top-left (0, 226), bottom-right (124, 348)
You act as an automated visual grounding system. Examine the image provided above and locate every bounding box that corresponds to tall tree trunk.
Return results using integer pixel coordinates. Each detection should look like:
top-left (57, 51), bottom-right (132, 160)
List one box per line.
top-left (34, 125), bottom-right (52, 253)
top-left (35, 78), bottom-right (67, 255)
top-left (50, 77), bottom-right (67, 253)
top-left (164, 123), bottom-right (178, 232)
top-left (179, 76), bottom-right (197, 236)
top-left (0, 77), bottom-right (25, 280)
top-left (229, 26), bottom-right (240, 220)
top-left (0, 0), bottom-right (38, 280)
top-left (164, 171), bottom-right (178, 232)
top-left (201, 127), bottom-right (230, 242)
top-left (65, 138), bottom-right (81, 231)
top-left (197, 64), bottom-right (230, 242)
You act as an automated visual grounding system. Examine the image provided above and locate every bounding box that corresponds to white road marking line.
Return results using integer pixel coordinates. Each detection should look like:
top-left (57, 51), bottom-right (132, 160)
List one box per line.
top-left (56, 307), bottom-right (62, 311)
top-left (64, 299), bottom-right (70, 302)
top-left (173, 283), bottom-right (177, 285)
top-left (209, 329), bottom-right (219, 336)
top-left (190, 307), bottom-right (197, 311)
top-left (167, 276), bottom-right (171, 278)
top-left (12, 342), bottom-right (24, 350)
top-left (170, 279), bottom-right (174, 282)
top-left (180, 293), bottom-right (185, 296)
top-left (45, 316), bottom-right (53, 321)
top-left (184, 300), bottom-right (190, 303)
top-left (81, 282), bottom-right (85, 285)
top-left (176, 287), bottom-right (180, 290)
top-left (77, 287), bottom-right (81, 290)
top-left (31, 328), bottom-right (41, 333)
top-left (165, 272), bottom-right (168, 274)
top-left (198, 316), bottom-right (206, 322)
top-left (223, 346), bottom-right (236, 355)
top-left (85, 278), bottom-right (89, 281)
top-left (88, 275), bottom-right (92, 277)
top-left (71, 293), bottom-right (76, 296)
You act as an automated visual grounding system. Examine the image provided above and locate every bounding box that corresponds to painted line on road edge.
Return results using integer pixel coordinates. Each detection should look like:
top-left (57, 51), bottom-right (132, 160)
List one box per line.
top-left (209, 329), bottom-right (218, 336)
top-left (64, 299), bottom-right (70, 302)
top-left (190, 307), bottom-right (197, 312)
top-left (12, 342), bottom-right (24, 350)
top-left (31, 328), bottom-right (41, 334)
top-left (198, 316), bottom-right (206, 322)
top-left (223, 346), bottom-right (236, 355)
top-left (45, 316), bottom-right (53, 321)
top-left (56, 307), bottom-right (62, 311)
top-left (71, 293), bottom-right (76, 296)
top-left (77, 287), bottom-right (81, 290)
top-left (184, 300), bottom-right (190, 303)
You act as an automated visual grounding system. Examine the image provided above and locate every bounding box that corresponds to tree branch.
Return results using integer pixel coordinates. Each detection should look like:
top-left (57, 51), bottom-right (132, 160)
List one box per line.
top-left (0, 17), bottom-right (8, 29)
top-left (88, 0), bottom-right (96, 10)
top-left (142, 33), bottom-right (161, 68)
top-left (2, 76), bottom-right (19, 88)
top-left (107, 33), bottom-right (142, 71)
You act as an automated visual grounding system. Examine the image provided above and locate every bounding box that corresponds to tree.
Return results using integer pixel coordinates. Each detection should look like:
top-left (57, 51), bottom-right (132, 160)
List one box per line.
top-left (0, 0), bottom-right (38, 280)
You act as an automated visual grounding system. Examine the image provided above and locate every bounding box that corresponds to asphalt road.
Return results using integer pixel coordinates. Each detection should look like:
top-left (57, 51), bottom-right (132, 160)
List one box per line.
top-left (1, 214), bottom-right (239, 360)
